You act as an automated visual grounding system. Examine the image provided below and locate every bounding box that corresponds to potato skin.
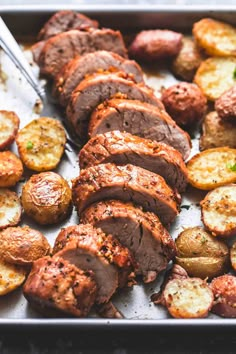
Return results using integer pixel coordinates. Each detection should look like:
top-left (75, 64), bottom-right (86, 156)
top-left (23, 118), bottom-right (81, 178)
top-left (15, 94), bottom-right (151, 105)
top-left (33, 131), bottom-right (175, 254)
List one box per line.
top-left (0, 151), bottom-right (23, 187)
top-left (171, 37), bottom-right (203, 81)
top-left (161, 82), bottom-right (207, 126)
top-left (211, 275), bottom-right (236, 318)
top-left (175, 227), bottom-right (229, 279)
top-left (0, 226), bottom-right (51, 265)
top-left (21, 172), bottom-right (72, 225)
top-left (200, 111), bottom-right (236, 150)
top-left (215, 85), bottom-right (236, 122)
top-left (129, 30), bottom-right (182, 62)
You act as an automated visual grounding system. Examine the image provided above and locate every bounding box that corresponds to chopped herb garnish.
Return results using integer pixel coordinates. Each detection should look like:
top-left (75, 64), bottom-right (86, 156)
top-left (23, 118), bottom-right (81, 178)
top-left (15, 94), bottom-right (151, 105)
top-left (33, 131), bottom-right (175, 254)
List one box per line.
top-left (201, 236), bottom-right (207, 244)
top-left (233, 67), bottom-right (236, 80)
top-left (181, 205), bottom-right (191, 210)
top-left (26, 141), bottom-right (33, 150)
top-left (226, 162), bottom-right (236, 172)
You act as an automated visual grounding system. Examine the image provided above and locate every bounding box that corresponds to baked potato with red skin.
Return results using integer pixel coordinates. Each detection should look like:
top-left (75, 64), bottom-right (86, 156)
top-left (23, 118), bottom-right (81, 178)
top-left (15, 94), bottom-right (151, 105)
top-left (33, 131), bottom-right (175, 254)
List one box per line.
top-left (230, 241), bottom-right (236, 271)
top-left (161, 82), bottom-right (207, 127)
top-left (21, 171), bottom-right (72, 225)
top-left (215, 86), bottom-right (236, 123)
top-left (211, 275), bottom-right (236, 318)
top-left (129, 29), bottom-right (182, 62)
top-left (0, 226), bottom-right (51, 266)
top-left (171, 37), bottom-right (203, 82)
top-left (175, 227), bottom-right (229, 279)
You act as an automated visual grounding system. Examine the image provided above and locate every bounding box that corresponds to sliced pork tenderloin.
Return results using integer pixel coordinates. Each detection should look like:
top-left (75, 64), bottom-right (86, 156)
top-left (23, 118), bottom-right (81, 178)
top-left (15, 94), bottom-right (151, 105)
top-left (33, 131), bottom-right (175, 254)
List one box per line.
top-left (88, 98), bottom-right (191, 160)
top-left (53, 50), bottom-right (144, 106)
top-left (66, 71), bottom-right (164, 142)
top-left (72, 163), bottom-right (180, 225)
top-left (23, 256), bottom-right (97, 317)
top-left (37, 10), bottom-right (98, 41)
top-left (54, 224), bottom-right (135, 304)
top-left (37, 28), bottom-right (127, 77)
top-left (81, 200), bottom-right (176, 283)
top-left (79, 130), bottom-right (188, 192)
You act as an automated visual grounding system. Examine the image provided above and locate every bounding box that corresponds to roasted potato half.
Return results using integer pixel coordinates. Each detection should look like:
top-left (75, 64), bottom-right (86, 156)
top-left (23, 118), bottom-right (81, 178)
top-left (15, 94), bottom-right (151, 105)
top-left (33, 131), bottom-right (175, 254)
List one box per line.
top-left (171, 37), bottom-right (203, 81)
top-left (0, 259), bottom-right (26, 296)
top-left (201, 184), bottom-right (236, 238)
top-left (163, 277), bottom-right (213, 319)
top-left (211, 275), bottom-right (236, 318)
top-left (0, 110), bottom-right (20, 150)
top-left (215, 85), bottom-right (236, 123)
top-left (230, 241), bottom-right (236, 271)
top-left (0, 151), bottom-right (23, 187)
top-left (193, 18), bottom-right (236, 57)
top-left (200, 111), bottom-right (236, 150)
top-left (175, 227), bottom-right (229, 279)
top-left (16, 117), bottom-right (66, 172)
top-left (0, 188), bottom-right (21, 230)
top-left (194, 56), bottom-right (236, 101)
top-left (187, 147), bottom-right (236, 190)
top-left (0, 226), bottom-right (51, 266)
top-left (21, 171), bottom-right (72, 225)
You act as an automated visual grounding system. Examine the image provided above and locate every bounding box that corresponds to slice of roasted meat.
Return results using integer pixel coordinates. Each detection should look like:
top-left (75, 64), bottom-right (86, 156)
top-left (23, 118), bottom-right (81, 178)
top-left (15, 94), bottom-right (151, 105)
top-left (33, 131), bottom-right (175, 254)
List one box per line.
top-left (79, 130), bottom-right (188, 192)
top-left (37, 28), bottom-right (127, 77)
top-left (66, 71), bottom-right (164, 143)
top-left (88, 98), bottom-right (191, 160)
top-left (37, 10), bottom-right (99, 40)
top-left (72, 163), bottom-right (180, 225)
top-left (81, 200), bottom-right (176, 283)
top-left (53, 50), bottom-right (144, 106)
top-left (54, 224), bottom-right (134, 304)
top-left (23, 256), bottom-right (97, 317)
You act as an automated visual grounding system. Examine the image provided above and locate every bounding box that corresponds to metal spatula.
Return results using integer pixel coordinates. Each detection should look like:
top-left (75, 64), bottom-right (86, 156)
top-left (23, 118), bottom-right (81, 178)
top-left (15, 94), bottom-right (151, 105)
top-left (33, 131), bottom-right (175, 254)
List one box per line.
top-left (0, 16), bottom-right (80, 149)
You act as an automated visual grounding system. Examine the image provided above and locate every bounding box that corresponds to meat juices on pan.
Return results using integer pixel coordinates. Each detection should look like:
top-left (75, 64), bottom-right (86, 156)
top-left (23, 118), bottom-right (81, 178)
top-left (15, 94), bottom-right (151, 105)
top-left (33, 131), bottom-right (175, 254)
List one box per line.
top-left (72, 163), bottom-right (180, 225)
top-left (88, 98), bottom-right (191, 160)
top-left (53, 50), bottom-right (144, 106)
top-left (37, 29), bottom-right (128, 77)
top-left (81, 200), bottom-right (176, 283)
top-left (23, 256), bottom-right (97, 317)
top-left (66, 71), bottom-right (164, 143)
top-left (79, 130), bottom-right (188, 192)
top-left (54, 224), bottom-right (135, 304)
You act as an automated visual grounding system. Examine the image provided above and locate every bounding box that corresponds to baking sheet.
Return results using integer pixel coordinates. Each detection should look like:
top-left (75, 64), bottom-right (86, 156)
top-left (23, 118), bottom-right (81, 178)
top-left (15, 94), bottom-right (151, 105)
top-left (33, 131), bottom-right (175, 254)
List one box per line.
top-left (0, 6), bottom-right (235, 327)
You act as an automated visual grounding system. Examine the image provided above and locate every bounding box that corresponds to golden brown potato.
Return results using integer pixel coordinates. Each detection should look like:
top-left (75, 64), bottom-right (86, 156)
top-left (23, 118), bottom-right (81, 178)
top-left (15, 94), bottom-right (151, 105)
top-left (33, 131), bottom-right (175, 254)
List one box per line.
top-left (16, 117), bottom-right (66, 172)
top-left (0, 151), bottom-right (23, 187)
top-left (175, 227), bottom-right (229, 279)
top-left (0, 258), bottom-right (26, 296)
top-left (201, 184), bottom-right (236, 238)
top-left (187, 147), bottom-right (236, 190)
top-left (0, 226), bottom-right (51, 266)
top-left (21, 171), bottom-right (72, 225)
top-left (0, 110), bottom-right (20, 150)
top-left (193, 18), bottom-right (236, 57)
top-left (171, 37), bottom-right (203, 81)
top-left (194, 56), bottom-right (236, 101)
top-left (230, 241), bottom-right (236, 271)
top-left (0, 188), bottom-right (21, 230)
top-left (211, 275), bottom-right (236, 318)
top-left (200, 111), bottom-right (236, 150)
top-left (163, 277), bottom-right (213, 319)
